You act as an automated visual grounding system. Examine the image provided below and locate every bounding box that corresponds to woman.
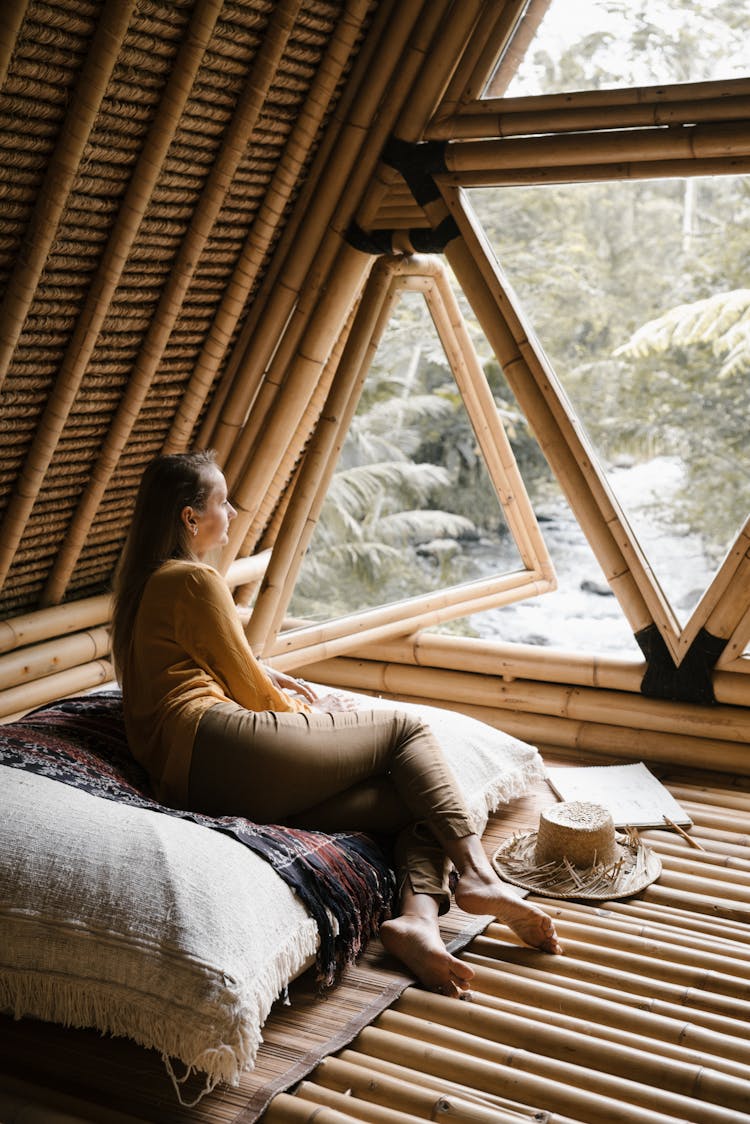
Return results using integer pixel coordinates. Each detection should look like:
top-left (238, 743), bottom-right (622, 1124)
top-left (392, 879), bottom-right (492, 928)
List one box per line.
top-left (112, 450), bottom-right (561, 997)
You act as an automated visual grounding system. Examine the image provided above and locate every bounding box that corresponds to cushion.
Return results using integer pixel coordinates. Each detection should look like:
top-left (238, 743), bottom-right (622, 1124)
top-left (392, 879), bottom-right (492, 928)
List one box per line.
top-left (0, 689), bottom-right (545, 1101)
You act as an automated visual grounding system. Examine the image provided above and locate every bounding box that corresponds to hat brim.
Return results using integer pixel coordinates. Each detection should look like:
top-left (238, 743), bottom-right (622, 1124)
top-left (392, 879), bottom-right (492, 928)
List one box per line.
top-left (492, 829), bottom-right (661, 901)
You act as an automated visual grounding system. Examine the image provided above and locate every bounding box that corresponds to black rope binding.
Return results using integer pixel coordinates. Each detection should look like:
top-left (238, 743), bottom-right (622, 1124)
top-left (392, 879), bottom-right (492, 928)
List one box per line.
top-left (636, 623), bottom-right (727, 705)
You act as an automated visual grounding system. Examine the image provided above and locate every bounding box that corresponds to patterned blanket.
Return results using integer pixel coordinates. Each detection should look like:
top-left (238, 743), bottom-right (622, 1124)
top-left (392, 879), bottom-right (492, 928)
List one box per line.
top-left (0, 690), bottom-right (396, 986)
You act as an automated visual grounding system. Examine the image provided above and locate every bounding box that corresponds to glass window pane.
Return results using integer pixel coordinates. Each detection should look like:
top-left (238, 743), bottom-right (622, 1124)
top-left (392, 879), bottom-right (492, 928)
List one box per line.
top-left (467, 175), bottom-right (750, 629)
top-left (486, 0), bottom-right (750, 98)
top-left (288, 290), bottom-right (524, 627)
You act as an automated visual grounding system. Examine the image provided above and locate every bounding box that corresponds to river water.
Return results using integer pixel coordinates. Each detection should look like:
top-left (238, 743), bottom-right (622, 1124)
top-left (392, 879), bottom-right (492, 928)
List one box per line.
top-left (467, 456), bottom-right (718, 656)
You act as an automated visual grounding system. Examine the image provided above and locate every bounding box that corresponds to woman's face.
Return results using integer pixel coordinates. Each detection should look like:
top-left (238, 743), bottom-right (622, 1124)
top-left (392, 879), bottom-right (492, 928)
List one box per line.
top-left (186, 469), bottom-right (237, 558)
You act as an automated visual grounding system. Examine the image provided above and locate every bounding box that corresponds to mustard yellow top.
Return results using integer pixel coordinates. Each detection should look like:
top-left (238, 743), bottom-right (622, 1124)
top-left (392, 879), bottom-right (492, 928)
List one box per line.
top-left (121, 558), bottom-right (309, 807)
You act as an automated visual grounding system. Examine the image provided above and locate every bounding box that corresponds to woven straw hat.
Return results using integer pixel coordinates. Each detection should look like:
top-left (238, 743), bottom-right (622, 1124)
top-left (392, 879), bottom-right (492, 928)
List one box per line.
top-left (492, 800), bottom-right (661, 901)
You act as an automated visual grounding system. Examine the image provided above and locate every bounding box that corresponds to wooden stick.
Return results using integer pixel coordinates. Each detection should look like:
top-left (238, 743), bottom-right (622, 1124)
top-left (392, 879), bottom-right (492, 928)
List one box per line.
top-left (662, 815), bottom-right (706, 851)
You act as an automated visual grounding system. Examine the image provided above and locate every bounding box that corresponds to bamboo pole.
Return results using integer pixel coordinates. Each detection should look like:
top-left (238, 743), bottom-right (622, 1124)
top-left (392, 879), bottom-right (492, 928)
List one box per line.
top-left (216, 0), bottom-right (452, 491)
top-left (263, 1092), bottom-right (368, 1124)
top-left (267, 572), bottom-right (552, 668)
top-left (483, 922), bottom-right (750, 994)
top-left (0, 0), bottom-right (224, 592)
top-left (499, 916), bottom-right (750, 978)
top-left (463, 960), bottom-right (750, 1070)
top-left (479, 0), bottom-right (552, 100)
top-left (235, 289), bottom-right (358, 562)
top-left (244, 259), bottom-right (397, 652)
top-left (293, 1083), bottom-right (430, 1124)
top-left (430, 264), bottom-right (553, 576)
top-left (395, 990), bottom-right (749, 1113)
top-left (0, 0), bottom-right (29, 91)
top-left (0, 626), bottom-right (110, 691)
top-left (194, 0), bottom-right (404, 452)
top-left (334, 1050), bottom-right (585, 1124)
top-left (441, 155), bottom-right (750, 189)
top-left (463, 953), bottom-right (750, 1043)
top-left (355, 1023), bottom-right (711, 1124)
top-left (0, 661), bottom-right (114, 720)
top-left (291, 658), bottom-right (750, 745)
top-left (429, 95), bottom-right (750, 141)
top-left (467, 941), bottom-right (750, 1024)
top-left (41, 0), bottom-right (303, 606)
top-left (565, 898), bottom-right (750, 946)
top-left (293, 661), bottom-right (750, 773)
top-left (435, 0), bottom-right (536, 116)
top-left (466, 75), bottom-right (750, 115)
top-left (537, 900), bottom-right (750, 961)
top-left (0, 594), bottom-right (113, 655)
top-left (203, 0), bottom-right (429, 462)
top-left (444, 122), bottom-right (750, 175)
top-left (0, 551), bottom-right (267, 656)
top-left (352, 632), bottom-right (647, 691)
top-left (0, 0), bottom-right (136, 393)
top-left (163, 0), bottom-right (372, 454)
top-left (219, 240), bottom-right (375, 564)
top-left (311, 1056), bottom-right (531, 1124)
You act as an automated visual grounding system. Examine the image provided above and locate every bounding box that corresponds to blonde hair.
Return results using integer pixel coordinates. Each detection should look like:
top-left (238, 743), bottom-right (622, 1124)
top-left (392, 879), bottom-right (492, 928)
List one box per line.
top-left (111, 450), bottom-right (219, 680)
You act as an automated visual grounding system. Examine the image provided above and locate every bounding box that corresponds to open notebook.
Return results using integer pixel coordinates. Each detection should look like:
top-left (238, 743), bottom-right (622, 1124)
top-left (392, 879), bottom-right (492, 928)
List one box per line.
top-left (545, 761), bottom-right (692, 829)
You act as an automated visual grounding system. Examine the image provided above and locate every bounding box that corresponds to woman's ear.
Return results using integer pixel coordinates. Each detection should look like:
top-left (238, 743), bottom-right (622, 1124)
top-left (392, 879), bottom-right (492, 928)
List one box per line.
top-left (181, 505), bottom-right (198, 537)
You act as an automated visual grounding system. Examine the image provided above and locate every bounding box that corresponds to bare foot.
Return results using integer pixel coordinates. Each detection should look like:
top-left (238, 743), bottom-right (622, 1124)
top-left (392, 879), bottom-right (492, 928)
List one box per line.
top-left (380, 915), bottom-right (475, 996)
top-left (454, 872), bottom-right (562, 954)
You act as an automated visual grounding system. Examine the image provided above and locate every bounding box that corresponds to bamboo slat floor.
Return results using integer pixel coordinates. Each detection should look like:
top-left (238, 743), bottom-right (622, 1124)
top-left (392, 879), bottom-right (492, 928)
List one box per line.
top-left (1, 757), bottom-right (749, 1123)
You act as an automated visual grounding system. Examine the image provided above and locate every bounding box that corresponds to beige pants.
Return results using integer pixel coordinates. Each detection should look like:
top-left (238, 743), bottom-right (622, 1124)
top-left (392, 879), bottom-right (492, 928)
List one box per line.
top-left (188, 702), bottom-right (474, 909)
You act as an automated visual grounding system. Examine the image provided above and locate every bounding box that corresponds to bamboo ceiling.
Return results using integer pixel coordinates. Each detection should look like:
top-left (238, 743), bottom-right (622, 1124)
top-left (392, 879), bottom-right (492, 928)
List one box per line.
top-left (0, 0), bottom-right (379, 618)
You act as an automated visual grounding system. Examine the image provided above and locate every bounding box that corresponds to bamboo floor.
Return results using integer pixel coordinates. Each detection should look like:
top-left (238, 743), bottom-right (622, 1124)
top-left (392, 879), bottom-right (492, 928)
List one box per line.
top-left (1, 755), bottom-right (749, 1123)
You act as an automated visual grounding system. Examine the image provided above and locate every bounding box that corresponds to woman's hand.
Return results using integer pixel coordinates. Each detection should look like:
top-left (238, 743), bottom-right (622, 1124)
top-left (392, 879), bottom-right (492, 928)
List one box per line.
top-left (263, 664), bottom-right (319, 704)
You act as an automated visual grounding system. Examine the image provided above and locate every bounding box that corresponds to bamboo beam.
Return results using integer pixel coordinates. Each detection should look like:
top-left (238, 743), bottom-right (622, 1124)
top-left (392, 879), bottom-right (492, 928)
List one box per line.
top-left (244, 259), bottom-right (397, 652)
top-left (443, 122), bottom-right (750, 176)
top-left (0, 661), bottom-right (114, 720)
top-left (0, 0), bottom-right (224, 592)
top-left (464, 953), bottom-right (750, 1043)
top-left (203, 0), bottom-right (429, 462)
top-left (0, 0), bottom-right (136, 393)
top-left (236, 289), bottom-right (358, 561)
top-left (480, 0), bottom-right (553, 101)
top-left (429, 265), bottom-right (553, 576)
top-left (163, 0), bottom-right (371, 454)
top-left (0, 0), bottom-right (29, 90)
top-left (0, 552), bottom-right (267, 656)
top-left (429, 95), bottom-right (750, 141)
top-left (294, 658), bottom-right (750, 746)
top-left (194, 0), bottom-right (403, 451)
top-left (0, 626), bottom-right (110, 691)
top-left (267, 571), bottom-right (552, 668)
top-left (440, 155), bottom-right (750, 189)
top-left (216, 0), bottom-right (452, 494)
top-left (219, 240), bottom-right (374, 565)
top-left (310, 1056), bottom-right (528, 1124)
top-left (41, 0), bottom-right (303, 606)
top-left (294, 656), bottom-right (750, 773)
top-left (434, 0), bottom-right (535, 115)
top-left (465, 75), bottom-right (750, 115)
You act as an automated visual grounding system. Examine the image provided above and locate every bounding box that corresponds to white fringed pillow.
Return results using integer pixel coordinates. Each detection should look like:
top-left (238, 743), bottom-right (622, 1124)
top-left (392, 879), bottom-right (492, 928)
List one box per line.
top-left (0, 765), bottom-right (319, 1103)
